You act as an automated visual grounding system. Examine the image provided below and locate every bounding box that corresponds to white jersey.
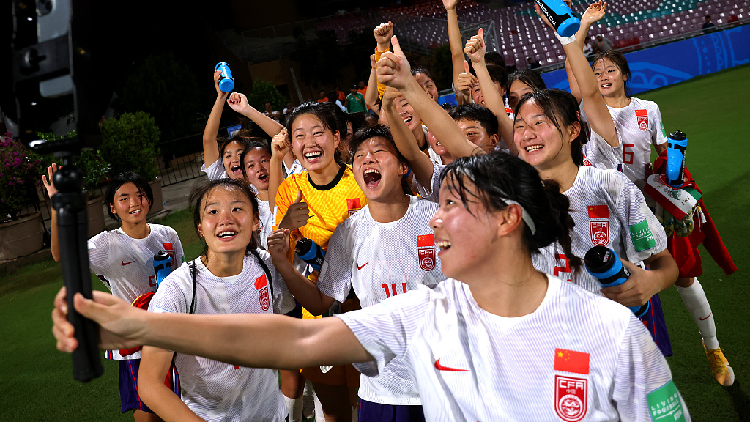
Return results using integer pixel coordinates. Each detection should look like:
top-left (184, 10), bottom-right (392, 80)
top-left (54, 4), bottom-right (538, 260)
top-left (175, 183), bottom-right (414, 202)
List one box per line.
top-left (533, 166), bottom-right (667, 294)
top-left (603, 97), bottom-right (667, 191)
top-left (338, 276), bottom-right (689, 422)
top-left (257, 199), bottom-right (273, 249)
top-left (88, 224), bottom-right (183, 360)
top-left (201, 158), bottom-right (228, 180)
top-left (414, 163), bottom-right (445, 203)
top-left (580, 103), bottom-right (624, 171)
top-left (283, 159), bottom-right (305, 177)
top-left (149, 254), bottom-right (290, 422)
top-left (318, 196), bottom-right (446, 405)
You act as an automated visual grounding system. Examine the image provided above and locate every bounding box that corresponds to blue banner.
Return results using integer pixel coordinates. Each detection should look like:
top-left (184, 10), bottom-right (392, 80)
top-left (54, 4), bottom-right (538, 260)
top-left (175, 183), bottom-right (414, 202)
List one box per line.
top-left (540, 24), bottom-right (750, 94)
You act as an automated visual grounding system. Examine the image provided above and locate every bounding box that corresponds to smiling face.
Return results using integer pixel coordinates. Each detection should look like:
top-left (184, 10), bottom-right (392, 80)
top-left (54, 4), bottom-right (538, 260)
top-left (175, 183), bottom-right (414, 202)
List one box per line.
top-left (352, 136), bottom-right (408, 202)
top-left (593, 58), bottom-right (627, 97)
top-left (426, 130), bottom-right (450, 160)
top-left (243, 147), bottom-right (271, 191)
top-left (414, 72), bottom-right (439, 102)
top-left (508, 80), bottom-right (535, 111)
top-left (222, 140), bottom-right (246, 180)
top-left (456, 118), bottom-right (498, 153)
top-left (197, 186), bottom-right (258, 256)
top-left (513, 100), bottom-right (578, 171)
top-left (430, 175), bottom-right (499, 281)
top-left (394, 96), bottom-right (422, 133)
top-left (290, 113), bottom-right (340, 173)
top-left (110, 182), bottom-right (151, 224)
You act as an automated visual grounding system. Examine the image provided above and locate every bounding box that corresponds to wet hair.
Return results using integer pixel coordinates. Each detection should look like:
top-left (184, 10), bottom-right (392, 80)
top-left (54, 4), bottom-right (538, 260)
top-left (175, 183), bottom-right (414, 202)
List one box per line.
top-left (507, 70), bottom-right (547, 94)
top-left (439, 151), bottom-right (580, 271)
top-left (349, 124), bottom-right (411, 196)
top-left (240, 139), bottom-right (272, 181)
top-left (486, 64), bottom-right (509, 88)
top-left (411, 66), bottom-right (433, 80)
top-left (105, 171), bottom-right (154, 221)
top-left (592, 50), bottom-right (632, 97)
top-left (484, 51), bottom-right (506, 68)
top-left (285, 102), bottom-right (345, 165)
top-left (515, 89), bottom-right (590, 167)
top-left (449, 104), bottom-right (499, 137)
top-left (190, 178), bottom-right (260, 258)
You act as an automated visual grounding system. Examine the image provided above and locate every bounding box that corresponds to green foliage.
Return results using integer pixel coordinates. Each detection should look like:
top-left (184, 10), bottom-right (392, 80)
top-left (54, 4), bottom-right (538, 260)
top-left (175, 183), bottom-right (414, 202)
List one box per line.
top-left (100, 111), bottom-right (160, 181)
top-left (0, 133), bottom-right (42, 221)
top-left (74, 149), bottom-right (111, 193)
top-left (247, 80), bottom-right (287, 111)
top-left (117, 52), bottom-right (205, 141)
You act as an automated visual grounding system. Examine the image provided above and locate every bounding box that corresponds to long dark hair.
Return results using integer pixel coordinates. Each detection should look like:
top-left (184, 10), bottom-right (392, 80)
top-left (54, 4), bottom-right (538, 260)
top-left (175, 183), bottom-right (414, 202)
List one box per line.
top-left (515, 89), bottom-right (589, 167)
top-left (439, 152), bottom-right (581, 271)
top-left (190, 178), bottom-right (260, 258)
top-left (105, 171), bottom-right (154, 221)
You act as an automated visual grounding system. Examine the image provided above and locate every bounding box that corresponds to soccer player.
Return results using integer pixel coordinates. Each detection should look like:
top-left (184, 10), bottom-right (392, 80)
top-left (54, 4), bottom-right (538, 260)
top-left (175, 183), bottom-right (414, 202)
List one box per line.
top-left (139, 178), bottom-right (295, 421)
top-left (52, 152), bottom-right (691, 421)
top-left (506, 70), bottom-right (547, 112)
top-left (513, 88), bottom-right (679, 355)
top-left (43, 166), bottom-right (184, 422)
top-left (274, 102), bottom-right (367, 422)
top-left (268, 124), bottom-right (445, 422)
top-left (239, 140), bottom-right (273, 247)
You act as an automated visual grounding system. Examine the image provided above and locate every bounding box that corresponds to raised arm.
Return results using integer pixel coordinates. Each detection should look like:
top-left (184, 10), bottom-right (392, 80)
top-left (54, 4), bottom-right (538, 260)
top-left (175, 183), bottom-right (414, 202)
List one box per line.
top-left (226, 92), bottom-right (284, 138)
top-left (268, 128), bottom-right (289, 209)
top-left (539, 2), bottom-right (618, 147)
top-left (464, 29), bottom-right (517, 155)
top-left (566, 1), bottom-right (608, 102)
top-left (41, 164), bottom-right (60, 262)
top-left (377, 36), bottom-right (483, 158)
top-left (203, 71), bottom-right (230, 168)
top-left (365, 54), bottom-right (381, 113)
top-left (382, 87), bottom-right (435, 189)
top-left (373, 21), bottom-right (394, 102)
top-left (444, 0), bottom-right (470, 105)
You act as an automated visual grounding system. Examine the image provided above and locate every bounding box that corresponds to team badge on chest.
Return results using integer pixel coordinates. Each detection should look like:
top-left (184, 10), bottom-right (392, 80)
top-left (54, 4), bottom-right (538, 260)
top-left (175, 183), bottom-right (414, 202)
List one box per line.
top-left (347, 198), bottom-right (362, 217)
top-left (555, 375), bottom-right (588, 421)
top-left (635, 109), bottom-right (649, 131)
top-left (255, 274), bottom-right (270, 312)
top-left (587, 205), bottom-right (610, 246)
top-left (416, 233), bottom-right (436, 271)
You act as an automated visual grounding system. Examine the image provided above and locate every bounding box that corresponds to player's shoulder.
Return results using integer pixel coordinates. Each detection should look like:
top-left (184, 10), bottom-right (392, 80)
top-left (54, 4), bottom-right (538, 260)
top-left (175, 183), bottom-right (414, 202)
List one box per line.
top-left (149, 223), bottom-right (178, 237)
top-left (411, 196), bottom-right (440, 214)
top-left (551, 275), bottom-right (633, 329)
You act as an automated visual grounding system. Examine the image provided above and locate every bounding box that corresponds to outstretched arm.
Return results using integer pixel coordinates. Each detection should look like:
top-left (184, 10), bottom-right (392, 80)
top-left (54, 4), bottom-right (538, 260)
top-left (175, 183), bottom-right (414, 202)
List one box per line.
top-left (365, 54), bottom-right (381, 113)
top-left (52, 287), bottom-right (372, 370)
top-left (203, 71), bottom-right (230, 169)
top-left (566, 1), bottom-right (608, 102)
top-left (383, 87), bottom-right (435, 189)
top-left (464, 29), bottom-right (517, 155)
top-left (539, 2), bottom-right (618, 147)
top-left (226, 92), bottom-right (284, 138)
top-left (377, 36), bottom-right (483, 158)
top-left (42, 164), bottom-right (61, 262)
top-left (444, 0), bottom-right (470, 105)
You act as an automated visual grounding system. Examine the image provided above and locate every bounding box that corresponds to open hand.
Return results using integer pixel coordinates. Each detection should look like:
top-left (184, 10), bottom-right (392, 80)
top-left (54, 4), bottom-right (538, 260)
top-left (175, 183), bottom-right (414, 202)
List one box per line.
top-left (582, 1), bottom-right (607, 26)
top-left (41, 163), bottom-right (60, 198)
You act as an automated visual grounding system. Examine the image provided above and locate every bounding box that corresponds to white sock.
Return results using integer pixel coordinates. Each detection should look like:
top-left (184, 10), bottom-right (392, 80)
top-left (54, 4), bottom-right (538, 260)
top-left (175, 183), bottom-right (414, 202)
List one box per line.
top-left (314, 392), bottom-right (325, 422)
top-left (283, 395), bottom-right (303, 422)
top-left (352, 405), bottom-right (359, 422)
top-left (676, 279), bottom-right (720, 350)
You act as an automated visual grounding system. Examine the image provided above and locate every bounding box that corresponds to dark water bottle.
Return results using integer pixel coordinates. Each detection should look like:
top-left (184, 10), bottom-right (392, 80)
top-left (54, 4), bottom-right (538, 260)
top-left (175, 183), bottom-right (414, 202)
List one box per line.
top-left (215, 62), bottom-right (234, 93)
top-left (584, 245), bottom-right (650, 318)
top-left (666, 130), bottom-right (688, 188)
top-left (296, 237), bottom-right (326, 272)
top-left (535, 0), bottom-right (581, 37)
top-left (153, 251), bottom-right (172, 287)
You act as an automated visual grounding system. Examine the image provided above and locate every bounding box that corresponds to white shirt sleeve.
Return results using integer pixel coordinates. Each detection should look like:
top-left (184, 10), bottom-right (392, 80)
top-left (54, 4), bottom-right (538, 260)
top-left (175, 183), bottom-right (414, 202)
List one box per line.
top-left (336, 288), bottom-right (432, 377)
top-left (613, 316), bottom-right (691, 421)
top-left (200, 158), bottom-right (227, 180)
top-left (415, 163), bottom-right (443, 203)
top-left (652, 105), bottom-right (668, 146)
top-left (317, 224), bottom-right (354, 303)
top-left (611, 174), bottom-right (668, 262)
top-left (87, 231), bottom-right (111, 284)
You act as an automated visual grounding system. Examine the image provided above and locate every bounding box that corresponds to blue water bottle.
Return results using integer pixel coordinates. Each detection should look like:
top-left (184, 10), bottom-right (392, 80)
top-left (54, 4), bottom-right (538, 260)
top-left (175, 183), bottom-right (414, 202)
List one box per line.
top-left (584, 245), bottom-right (650, 318)
top-left (535, 0), bottom-right (581, 37)
top-left (215, 62), bottom-right (234, 93)
top-left (666, 130), bottom-right (688, 188)
top-left (153, 251), bottom-right (172, 287)
top-left (295, 237), bottom-right (326, 272)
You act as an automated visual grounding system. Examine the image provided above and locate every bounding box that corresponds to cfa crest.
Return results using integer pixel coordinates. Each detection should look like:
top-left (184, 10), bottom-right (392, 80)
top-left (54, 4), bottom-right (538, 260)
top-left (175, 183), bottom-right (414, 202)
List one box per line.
top-left (555, 375), bottom-right (588, 422)
top-left (255, 274), bottom-right (270, 312)
top-left (635, 109), bottom-right (649, 131)
top-left (589, 221), bottom-right (609, 246)
top-left (416, 234), bottom-right (436, 271)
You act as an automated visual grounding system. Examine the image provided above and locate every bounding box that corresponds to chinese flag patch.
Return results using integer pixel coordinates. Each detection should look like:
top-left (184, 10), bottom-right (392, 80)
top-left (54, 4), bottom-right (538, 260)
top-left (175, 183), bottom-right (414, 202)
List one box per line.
top-left (416, 233), bottom-right (434, 247)
top-left (554, 348), bottom-right (590, 375)
top-left (254, 274), bottom-right (268, 290)
top-left (587, 205), bottom-right (609, 219)
top-left (346, 198), bottom-right (361, 211)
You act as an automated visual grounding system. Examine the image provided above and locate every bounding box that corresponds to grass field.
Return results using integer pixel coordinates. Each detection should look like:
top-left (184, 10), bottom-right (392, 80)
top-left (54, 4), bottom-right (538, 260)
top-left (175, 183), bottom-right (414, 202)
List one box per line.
top-left (1, 64), bottom-right (749, 421)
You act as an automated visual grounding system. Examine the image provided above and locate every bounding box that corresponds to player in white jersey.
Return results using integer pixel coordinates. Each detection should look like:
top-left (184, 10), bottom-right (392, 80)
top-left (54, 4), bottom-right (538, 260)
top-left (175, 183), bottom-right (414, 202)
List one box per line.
top-left (42, 168), bottom-right (184, 422)
top-left (513, 88), bottom-right (679, 355)
top-left (139, 178), bottom-right (293, 422)
top-left (268, 125), bottom-right (446, 421)
top-left (239, 140), bottom-right (274, 248)
top-left (544, 1), bottom-right (622, 171)
top-left (52, 152), bottom-right (691, 421)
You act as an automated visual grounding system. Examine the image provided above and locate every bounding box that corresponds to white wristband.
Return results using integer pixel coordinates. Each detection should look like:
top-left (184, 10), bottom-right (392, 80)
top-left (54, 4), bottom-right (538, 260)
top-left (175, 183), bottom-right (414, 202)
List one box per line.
top-left (555, 32), bottom-right (577, 45)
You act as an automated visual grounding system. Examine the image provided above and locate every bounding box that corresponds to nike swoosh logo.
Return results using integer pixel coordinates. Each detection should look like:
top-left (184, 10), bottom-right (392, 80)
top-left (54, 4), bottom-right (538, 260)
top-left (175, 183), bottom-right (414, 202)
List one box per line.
top-left (121, 261), bottom-right (134, 266)
top-left (434, 358), bottom-right (469, 372)
top-left (699, 313), bottom-right (712, 321)
top-left (357, 262), bottom-right (368, 270)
